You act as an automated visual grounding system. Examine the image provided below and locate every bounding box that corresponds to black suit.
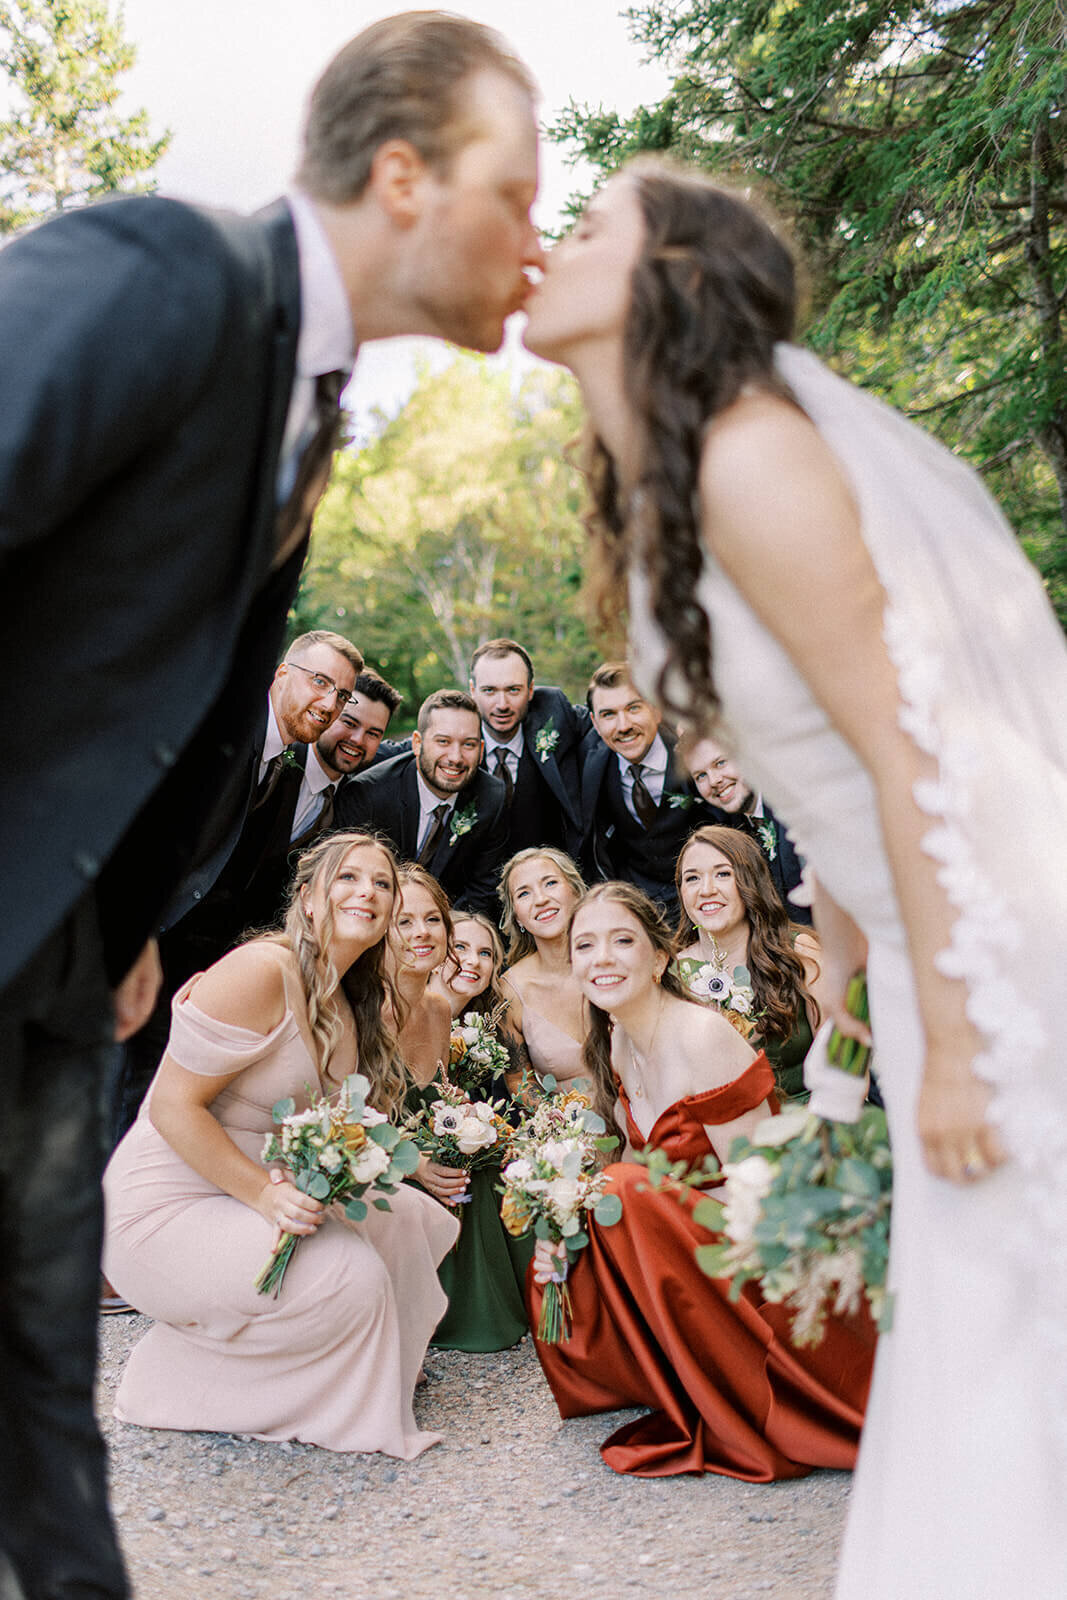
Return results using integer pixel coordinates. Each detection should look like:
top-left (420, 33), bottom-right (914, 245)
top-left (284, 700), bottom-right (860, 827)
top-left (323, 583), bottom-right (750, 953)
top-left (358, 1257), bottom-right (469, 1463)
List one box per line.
top-left (482, 686), bottom-right (588, 864)
top-left (578, 725), bottom-right (726, 921)
top-left (332, 752), bottom-right (508, 917)
top-left (725, 804), bottom-right (812, 926)
top-left (0, 193), bottom-right (308, 1599)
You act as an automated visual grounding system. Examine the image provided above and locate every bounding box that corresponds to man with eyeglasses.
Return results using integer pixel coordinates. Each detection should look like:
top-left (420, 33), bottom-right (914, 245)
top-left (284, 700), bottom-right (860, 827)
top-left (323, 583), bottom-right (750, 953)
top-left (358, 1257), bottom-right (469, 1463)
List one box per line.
top-left (113, 629), bottom-right (363, 1160)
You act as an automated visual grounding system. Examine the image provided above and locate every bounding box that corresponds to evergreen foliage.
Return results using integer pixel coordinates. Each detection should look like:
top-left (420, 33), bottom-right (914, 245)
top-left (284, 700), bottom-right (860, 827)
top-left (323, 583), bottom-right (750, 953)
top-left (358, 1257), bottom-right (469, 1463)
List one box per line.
top-left (552, 1), bottom-right (1067, 617)
top-left (0, 0), bottom-right (170, 232)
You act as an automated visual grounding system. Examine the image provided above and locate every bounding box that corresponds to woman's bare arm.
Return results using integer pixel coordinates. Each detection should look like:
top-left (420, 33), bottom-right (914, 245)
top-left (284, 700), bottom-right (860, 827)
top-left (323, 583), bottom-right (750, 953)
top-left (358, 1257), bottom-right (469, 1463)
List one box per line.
top-left (700, 395), bottom-right (1006, 1180)
top-left (149, 944), bottom-right (323, 1235)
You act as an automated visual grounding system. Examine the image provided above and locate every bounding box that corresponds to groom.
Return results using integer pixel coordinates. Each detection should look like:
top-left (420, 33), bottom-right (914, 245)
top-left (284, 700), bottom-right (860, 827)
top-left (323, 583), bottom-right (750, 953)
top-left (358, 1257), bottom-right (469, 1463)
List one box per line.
top-left (0, 14), bottom-right (542, 1599)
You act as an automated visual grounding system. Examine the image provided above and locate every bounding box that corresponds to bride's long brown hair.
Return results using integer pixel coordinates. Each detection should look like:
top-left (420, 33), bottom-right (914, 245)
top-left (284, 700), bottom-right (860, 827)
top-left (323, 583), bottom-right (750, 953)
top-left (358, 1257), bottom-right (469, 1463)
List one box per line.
top-left (585, 157), bottom-right (799, 725)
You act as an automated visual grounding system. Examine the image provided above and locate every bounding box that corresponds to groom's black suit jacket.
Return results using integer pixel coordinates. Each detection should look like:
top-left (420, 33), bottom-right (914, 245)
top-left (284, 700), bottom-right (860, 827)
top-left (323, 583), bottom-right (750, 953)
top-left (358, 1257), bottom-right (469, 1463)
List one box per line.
top-left (332, 752), bottom-right (508, 917)
top-left (0, 193), bottom-right (307, 995)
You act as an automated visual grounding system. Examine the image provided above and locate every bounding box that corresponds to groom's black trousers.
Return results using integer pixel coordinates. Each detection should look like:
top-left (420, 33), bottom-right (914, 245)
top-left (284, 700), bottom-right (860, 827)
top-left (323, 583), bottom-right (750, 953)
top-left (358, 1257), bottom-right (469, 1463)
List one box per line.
top-left (0, 897), bottom-right (129, 1600)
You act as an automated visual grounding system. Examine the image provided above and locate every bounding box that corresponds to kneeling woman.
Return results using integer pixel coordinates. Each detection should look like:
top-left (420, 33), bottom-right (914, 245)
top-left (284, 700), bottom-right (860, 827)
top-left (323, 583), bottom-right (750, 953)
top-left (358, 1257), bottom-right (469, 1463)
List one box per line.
top-left (390, 866), bottom-right (533, 1353)
top-left (103, 833), bottom-right (458, 1459)
top-left (530, 882), bottom-right (875, 1479)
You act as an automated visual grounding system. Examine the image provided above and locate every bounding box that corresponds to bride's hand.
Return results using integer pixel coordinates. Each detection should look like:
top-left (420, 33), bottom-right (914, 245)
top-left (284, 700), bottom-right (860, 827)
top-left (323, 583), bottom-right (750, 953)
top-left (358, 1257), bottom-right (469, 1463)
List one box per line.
top-left (258, 1168), bottom-right (324, 1245)
top-left (532, 1238), bottom-right (567, 1285)
top-left (918, 1044), bottom-right (1009, 1184)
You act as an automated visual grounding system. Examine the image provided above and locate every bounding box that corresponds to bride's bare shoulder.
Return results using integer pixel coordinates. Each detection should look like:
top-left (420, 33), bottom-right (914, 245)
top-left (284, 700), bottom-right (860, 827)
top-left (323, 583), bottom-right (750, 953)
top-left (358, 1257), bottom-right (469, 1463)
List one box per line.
top-left (698, 388), bottom-right (858, 562)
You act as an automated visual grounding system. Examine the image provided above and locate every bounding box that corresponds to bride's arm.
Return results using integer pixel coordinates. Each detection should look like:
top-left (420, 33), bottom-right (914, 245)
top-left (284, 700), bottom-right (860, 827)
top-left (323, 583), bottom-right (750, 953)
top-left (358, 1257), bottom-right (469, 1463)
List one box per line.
top-left (149, 945), bottom-right (324, 1236)
top-left (699, 396), bottom-right (1007, 1182)
top-left (804, 881), bottom-right (868, 1036)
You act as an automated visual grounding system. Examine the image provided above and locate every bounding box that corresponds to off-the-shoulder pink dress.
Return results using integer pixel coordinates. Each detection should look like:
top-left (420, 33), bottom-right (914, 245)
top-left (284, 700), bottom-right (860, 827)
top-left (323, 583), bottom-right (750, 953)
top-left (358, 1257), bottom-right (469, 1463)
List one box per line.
top-left (103, 951), bottom-right (458, 1458)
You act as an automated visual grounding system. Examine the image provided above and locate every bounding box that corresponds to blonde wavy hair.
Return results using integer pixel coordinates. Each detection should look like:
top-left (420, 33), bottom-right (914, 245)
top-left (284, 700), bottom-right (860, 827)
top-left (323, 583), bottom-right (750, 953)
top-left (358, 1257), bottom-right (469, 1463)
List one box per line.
top-left (266, 831), bottom-right (408, 1116)
top-left (498, 847), bottom-right (587, 964)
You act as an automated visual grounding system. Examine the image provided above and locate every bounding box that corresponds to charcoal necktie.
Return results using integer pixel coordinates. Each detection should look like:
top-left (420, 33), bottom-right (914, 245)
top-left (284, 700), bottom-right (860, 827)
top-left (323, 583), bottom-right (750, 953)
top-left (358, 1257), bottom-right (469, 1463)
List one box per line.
top-left (275, 369), bottom-right (347, 558)
top-left (492, 748), bottom-right (515, 806)
top-left (630, 764), bottom-right (659, 830)
top-left (417, 804), bottom-right (450, 866)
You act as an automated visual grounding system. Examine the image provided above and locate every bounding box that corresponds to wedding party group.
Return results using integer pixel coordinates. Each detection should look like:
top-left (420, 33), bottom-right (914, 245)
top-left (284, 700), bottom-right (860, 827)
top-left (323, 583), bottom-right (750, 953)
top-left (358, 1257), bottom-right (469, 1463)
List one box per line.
top-left (2, 11), bottom-right (1065, 1600)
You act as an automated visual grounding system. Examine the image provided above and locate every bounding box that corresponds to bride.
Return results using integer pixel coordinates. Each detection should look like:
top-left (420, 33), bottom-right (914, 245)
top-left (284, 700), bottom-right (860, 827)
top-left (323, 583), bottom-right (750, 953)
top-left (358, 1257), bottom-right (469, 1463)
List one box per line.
top-left (523, 157), bottom-right (1067, 1597)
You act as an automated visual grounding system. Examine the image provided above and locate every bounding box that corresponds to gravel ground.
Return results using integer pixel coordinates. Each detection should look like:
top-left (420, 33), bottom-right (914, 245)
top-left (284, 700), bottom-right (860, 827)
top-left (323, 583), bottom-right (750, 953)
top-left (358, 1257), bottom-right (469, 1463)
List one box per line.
top-left (98, 1315), bottom-right (851, 1600)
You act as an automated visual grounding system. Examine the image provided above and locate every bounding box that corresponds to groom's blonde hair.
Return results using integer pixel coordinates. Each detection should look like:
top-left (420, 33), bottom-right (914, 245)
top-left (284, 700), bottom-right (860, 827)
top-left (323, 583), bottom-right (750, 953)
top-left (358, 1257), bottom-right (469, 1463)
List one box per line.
top-left (297, 12), bottom-right (535, 205)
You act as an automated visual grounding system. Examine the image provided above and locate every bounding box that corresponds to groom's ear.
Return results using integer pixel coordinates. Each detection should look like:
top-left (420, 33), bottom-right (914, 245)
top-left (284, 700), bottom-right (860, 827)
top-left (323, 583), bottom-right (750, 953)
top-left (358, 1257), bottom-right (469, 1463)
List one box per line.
top-left (368, 139), bottom-right (429, 227)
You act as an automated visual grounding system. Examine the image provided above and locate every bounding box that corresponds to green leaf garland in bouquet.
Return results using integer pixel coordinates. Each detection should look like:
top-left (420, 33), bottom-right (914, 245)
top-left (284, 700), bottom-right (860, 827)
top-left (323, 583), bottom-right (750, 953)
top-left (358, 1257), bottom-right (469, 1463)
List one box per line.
top-left (255, 1072), bottom-right (420, 1297)
top-left (693, 1103), bottom-right (893, 1346)
top-left (499, 1087), bottom-right (621, 1343)
top-left (446, 1005), bottom-right (512, 1098)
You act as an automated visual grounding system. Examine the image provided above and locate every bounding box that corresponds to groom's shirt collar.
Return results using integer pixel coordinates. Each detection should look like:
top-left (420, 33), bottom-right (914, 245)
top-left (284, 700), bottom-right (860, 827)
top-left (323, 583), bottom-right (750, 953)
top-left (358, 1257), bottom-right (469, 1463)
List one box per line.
top-left (277, 191), bottom-right (356, 489)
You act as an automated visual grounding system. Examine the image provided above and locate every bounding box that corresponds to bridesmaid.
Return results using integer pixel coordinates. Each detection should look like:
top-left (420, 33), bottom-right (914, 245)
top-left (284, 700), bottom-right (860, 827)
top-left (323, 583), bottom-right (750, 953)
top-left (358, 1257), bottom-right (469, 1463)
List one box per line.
top-left (393, 867), bottom-right (533, 1351)
top-left (429, 911), bottom-right (507, 1022)
top-left (103, 832), bottom-right (458, 1458)
top-left (530, 881), bottom-right (875, 1478)
top-left (674, 825), bottom-right (830, 1099)
top-left (498, 848), bottom-right (589, 1088)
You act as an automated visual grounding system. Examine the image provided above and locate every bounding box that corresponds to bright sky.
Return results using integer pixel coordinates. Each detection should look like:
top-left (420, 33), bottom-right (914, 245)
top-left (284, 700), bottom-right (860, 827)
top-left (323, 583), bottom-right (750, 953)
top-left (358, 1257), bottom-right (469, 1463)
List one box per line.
top-left (118, 0), bottom-right (672, 427)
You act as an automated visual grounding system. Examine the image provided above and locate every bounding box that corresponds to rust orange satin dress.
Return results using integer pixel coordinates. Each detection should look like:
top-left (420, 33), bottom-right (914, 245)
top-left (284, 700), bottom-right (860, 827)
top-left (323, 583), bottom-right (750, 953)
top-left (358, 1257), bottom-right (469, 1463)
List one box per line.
top-left (528, 1055), bottom-right (876, 1478)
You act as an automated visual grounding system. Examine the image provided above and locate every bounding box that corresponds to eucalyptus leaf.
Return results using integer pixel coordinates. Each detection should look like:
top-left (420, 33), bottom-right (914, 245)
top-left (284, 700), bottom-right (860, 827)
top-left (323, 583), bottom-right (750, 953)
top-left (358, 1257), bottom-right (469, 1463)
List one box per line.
top-left (344, 1197), bottom-right (368, 1222)
top-left (369, 1123), bottom-right (396, 1149)
top-left (307, 1173), bottom-right (331, 1201)
top-left (390, 1140), bottom-right (421, 1176)
top-left (272, 1097), bottom-right (296, 1123)
top-left (372, 1197), bottom-right (392, 1212)
top-left (593, 1193), bottom-right (623, 1226)
top-left (692, 1196), bottom-right (725, 1230)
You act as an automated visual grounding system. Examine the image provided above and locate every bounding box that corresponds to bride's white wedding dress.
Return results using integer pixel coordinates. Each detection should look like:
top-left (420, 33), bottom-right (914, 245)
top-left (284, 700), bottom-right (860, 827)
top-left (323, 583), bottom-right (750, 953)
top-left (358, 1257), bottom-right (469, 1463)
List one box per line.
top-left (630, 344), bottom-right (1067, 1599)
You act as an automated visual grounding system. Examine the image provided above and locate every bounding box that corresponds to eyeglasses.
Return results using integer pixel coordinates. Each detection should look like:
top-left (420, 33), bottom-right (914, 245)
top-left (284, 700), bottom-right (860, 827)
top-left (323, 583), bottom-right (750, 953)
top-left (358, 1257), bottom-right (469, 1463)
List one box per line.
top-left (284, 661), bottom-right (353, 706)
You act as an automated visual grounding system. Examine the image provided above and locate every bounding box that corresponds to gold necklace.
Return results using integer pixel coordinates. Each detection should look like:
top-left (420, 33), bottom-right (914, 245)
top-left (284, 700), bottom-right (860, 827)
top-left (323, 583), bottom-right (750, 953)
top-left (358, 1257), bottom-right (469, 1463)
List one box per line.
top-left (626, 995), bottom-right (666, 1099)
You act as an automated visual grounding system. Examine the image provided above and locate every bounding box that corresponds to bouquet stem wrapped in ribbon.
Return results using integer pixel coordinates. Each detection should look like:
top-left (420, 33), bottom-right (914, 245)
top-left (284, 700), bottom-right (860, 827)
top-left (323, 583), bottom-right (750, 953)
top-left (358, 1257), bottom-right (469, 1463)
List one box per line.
top-left (255, 1073), bottom-right (419, 1297)
top-left (499, 1088), bottom-right (621, 1343)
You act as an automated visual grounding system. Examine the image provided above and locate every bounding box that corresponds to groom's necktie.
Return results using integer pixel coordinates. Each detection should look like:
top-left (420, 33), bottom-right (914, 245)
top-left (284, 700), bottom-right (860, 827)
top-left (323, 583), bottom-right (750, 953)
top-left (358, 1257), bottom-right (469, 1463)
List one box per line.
top-left (275, 369), bottom-right (347, 559)
top-left (417, 804), bottom-right (451, 866)
top-left (630, 764), bottom-right (659, 830)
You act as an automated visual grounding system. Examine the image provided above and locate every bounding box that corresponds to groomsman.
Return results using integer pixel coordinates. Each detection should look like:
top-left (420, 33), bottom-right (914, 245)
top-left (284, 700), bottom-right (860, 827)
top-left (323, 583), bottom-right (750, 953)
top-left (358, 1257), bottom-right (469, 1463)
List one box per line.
top-left (578, 663), bottom-right (724, 919)
top-left (469, 638), bottom-right (587, 861)
top-left (682, 736), bottom-right (812, 924)
top-left (332, 689), bottom-right (508, 915)
top-left (315, 669), bottom-right (402, 783)
top-left (0, 14), bottom-right (543, 1595)
top-left (116, 630), bottom-right (363, 1144)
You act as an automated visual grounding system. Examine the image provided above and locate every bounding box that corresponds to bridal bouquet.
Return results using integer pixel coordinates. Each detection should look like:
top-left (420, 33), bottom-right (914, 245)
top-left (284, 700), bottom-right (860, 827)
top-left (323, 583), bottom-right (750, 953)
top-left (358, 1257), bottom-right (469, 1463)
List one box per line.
top-left (500, 1089), bottom-right (621, 1343)
top-left (255, 1073), bottom-right (420, 1297)
top-left (674, 951), bottom-right (760, 1040)
top-left (692, 1103), bottom-right (893, 1346)
top-left (404, 1081), bottom-right (514, 1210)
top-left (447, 1007), bottom-right (512, 1098)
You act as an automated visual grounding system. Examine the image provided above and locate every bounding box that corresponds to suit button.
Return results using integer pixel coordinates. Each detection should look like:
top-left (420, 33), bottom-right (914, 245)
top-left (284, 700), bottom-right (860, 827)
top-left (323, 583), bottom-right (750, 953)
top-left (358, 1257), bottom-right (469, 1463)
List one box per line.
top-left (74, 850), bottom-right (100, 879)
top-left (192, 890), bottom-right (202, 901)
top-left (153, 741), bottom-right (178, 768)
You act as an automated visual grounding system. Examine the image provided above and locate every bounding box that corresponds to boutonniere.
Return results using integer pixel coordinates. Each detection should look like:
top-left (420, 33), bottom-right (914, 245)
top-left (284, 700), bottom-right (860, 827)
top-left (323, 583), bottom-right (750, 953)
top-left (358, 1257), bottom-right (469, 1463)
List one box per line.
top-left (449, 803), bottom-right (478, 846)
top-left (667, 792), bottom-right (695, 810)
top-left (756, 819), bottom-right (778, 860)
top-left (534, 719), bottom-right (559, 763)
top-left (279, 745), bottom-right (302, 771)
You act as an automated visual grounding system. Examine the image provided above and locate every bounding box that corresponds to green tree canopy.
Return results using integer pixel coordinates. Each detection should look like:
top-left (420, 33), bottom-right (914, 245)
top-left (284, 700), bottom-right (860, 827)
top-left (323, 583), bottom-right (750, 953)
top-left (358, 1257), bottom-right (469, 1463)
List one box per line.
top-left (0, 0), bottom-right (170, 232)
top-left (295, 356), bottom-right (598, 726)
top-left (553, 1), bottom-right (1067, 616)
